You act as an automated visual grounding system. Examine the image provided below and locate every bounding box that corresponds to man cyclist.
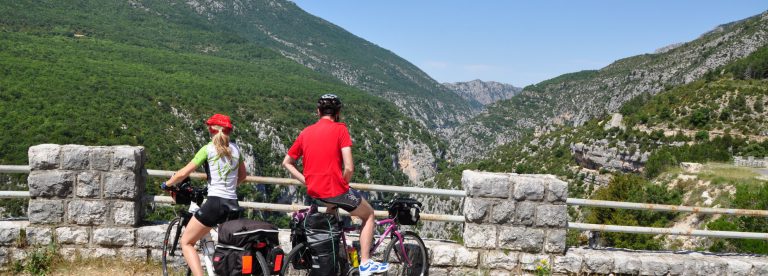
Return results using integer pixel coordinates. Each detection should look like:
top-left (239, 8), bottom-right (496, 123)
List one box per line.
top-left (282, 94), bottom-right (389, 275)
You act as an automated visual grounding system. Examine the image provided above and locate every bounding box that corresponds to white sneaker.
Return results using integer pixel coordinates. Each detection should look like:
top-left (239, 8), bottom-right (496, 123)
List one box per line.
top-left (359, 259), bottom-right (389, 276)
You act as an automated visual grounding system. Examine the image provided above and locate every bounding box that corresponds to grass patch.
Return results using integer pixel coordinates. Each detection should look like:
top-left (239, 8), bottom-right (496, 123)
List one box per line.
top-left (47, 258), bottom-right (164, 276)
top-left (698, 162), bottom-right (761, 182)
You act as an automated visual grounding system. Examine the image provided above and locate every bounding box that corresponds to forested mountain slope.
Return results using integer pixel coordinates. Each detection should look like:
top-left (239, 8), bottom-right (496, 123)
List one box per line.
top-left (181, 0), bottom-right (476, 130)
top-left (0, 1), bottom-right (447, 203)
top-left (2, 0), bottom-right (475, 132)
top-left (432, 44), bottom-right (768, 253)
top-left (450, 11), bottom-right (768, 162)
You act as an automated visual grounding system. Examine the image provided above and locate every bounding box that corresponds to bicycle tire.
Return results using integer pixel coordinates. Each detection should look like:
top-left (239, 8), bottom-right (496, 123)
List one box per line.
top-left (162, 216), bottom-right (191, 276)
top-left (382, 231), bottom-right (429, 276)
top-left (254, 251), bottom-right (271, 276)
top-left (281, 243), bottom-right (313, 276)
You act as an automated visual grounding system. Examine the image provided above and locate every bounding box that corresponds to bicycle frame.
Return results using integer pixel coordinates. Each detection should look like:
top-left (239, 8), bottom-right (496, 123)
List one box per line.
top-left (341, 217), bottom-right (413, 267)
top-left (169, 201), bottom-right (217, 276)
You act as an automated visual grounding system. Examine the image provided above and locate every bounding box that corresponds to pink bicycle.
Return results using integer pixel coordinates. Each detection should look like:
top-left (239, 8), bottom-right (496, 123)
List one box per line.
top-left (281, 198), bottom-right (429, 276)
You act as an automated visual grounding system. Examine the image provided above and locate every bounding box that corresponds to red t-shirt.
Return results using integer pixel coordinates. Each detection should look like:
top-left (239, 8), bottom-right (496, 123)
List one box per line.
top-left (287, 118), bottom-right (353, 198)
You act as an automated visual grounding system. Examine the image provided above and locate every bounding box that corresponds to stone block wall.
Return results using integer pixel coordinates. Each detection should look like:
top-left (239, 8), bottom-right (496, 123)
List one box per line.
top-left (0, 144), bottom-right (167, 266)
top-left (27, 144), bottom-right (147, 227)
top-left (427, 170), bottom-right (568, 273)
top-left (734, 156), bottom-right (768, 168)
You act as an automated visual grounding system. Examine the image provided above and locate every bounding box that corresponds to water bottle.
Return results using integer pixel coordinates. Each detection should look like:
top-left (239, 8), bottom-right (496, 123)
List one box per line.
top-left (188, 202), bottom-right (201, 213)
top-left (346, 239), bottom-right (359, 268)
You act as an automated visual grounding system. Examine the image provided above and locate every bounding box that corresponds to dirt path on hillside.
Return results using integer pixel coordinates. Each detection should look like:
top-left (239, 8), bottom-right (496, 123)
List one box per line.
top-left (635, 125), bottom-right (766, 142)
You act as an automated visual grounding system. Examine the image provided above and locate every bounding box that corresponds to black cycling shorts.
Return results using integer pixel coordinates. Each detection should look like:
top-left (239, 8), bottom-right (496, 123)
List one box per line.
top-left (194, 196), bottom-right (240, 227)
top-left (316, 189), bottom-right (363, 212)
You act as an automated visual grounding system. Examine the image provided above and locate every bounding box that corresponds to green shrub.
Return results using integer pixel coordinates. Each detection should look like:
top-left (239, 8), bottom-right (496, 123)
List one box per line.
top-left (707, 183), bottom-right (768, 254)
top-left (694, 130), bottom-right (709, 141)
top-left (584, 174), bottom-right (683, 250)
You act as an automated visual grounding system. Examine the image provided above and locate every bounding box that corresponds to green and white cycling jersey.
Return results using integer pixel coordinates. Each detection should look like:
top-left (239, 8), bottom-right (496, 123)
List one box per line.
top-left (192, 142), bottom-right (243, 199)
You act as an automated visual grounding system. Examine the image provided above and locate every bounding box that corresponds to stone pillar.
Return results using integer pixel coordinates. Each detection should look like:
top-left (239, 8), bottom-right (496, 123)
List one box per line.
top-left (461, 170), bottom-right (568, 272)
top-left (25, 144), bottom-right (146, 257)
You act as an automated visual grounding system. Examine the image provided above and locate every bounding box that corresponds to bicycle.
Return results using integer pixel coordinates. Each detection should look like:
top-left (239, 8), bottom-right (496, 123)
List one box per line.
top-left (281, 198), bottom-right (429, 276)
top-left (161, 178), bottom-right (272, 276)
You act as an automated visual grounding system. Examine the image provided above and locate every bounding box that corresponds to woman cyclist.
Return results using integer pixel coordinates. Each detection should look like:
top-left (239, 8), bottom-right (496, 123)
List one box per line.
top-left (282, 94), bottom-right (389, 275)
top-left (161, 113), bottom-right (247, 276)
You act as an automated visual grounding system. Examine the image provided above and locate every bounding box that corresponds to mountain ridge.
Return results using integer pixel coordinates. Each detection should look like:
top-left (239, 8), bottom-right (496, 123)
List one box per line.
top-left (178, 0), bottom-right (476, 130)
top-left (443, 79), bottom-right (522, 107)
top-left (448, 11), bottom-right (768, 163)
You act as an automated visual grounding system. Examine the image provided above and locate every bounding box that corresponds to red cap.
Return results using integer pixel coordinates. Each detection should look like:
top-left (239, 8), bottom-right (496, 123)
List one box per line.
top-left (206, 114), bottom-right (233, 131)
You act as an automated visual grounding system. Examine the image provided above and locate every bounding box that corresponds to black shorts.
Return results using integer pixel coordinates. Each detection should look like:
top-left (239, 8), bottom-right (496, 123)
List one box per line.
top-left (194, 196), bottom-right (240, 227)
top-left (316, 189), bottom-right (363, 212)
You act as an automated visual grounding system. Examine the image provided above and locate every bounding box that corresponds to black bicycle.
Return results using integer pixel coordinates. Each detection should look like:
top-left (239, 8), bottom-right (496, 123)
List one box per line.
top-left (160, 178), bottom-right (270, 276)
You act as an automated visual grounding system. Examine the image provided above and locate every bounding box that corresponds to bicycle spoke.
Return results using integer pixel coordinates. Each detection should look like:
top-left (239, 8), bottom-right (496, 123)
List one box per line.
top-left (162, 217), bottom-right (189, 276)
top-left (382, 231), bottom-right (429, 276)
top-left (281, 243), bottom-right (313, 276)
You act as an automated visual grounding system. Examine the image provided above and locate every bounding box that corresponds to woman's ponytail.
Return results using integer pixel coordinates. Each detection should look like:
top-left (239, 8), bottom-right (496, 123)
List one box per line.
top-left (211, 125), bottom-right (232, 160)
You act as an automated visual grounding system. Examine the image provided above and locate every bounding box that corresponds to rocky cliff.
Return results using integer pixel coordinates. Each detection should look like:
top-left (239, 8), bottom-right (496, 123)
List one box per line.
top-left (570, 140), bottom-right (650, 173)
top-left (450, 11), bottom-right (768, 162)
top-left (443, 80), bottom-right (522, 107)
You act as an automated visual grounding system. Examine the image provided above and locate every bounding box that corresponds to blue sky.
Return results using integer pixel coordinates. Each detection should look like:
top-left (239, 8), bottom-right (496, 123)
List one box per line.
top-left (291, 1), bottom-right (768, 86)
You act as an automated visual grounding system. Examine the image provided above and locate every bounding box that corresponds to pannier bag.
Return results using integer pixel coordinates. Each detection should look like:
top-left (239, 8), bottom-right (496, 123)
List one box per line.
top-left (213, 245), bottom-right (256, 276)
top-left (292, 208), bottom-right (343, 275)
top-left (289, 207), bottom-right (314, 269)
top-left (388, 198), bottom-right (422, 225)
top-left (213, 219), bottom-right (280, 276)
top-left (219, 219), bottom-right (279, 247)
top-left (266, 247), bottom-right (285, 275)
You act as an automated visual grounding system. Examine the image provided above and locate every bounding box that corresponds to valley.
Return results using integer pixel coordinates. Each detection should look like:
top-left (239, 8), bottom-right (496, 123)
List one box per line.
top-left (0, 0), bottom-right (767, 256)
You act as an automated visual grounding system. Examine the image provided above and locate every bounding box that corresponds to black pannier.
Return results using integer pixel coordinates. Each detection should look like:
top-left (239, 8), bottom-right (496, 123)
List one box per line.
top-left (289, 208), bottom-right (312, 269)
top-left (213, 246), bottom-right (256, 276)
top-left (388, 198), bottom-right (422, 225)
top-left (218, 219), bottom-right (279, 247)
top-left (213, 219), bottom-right (280, 276)
top-left (291, 208), bottom-right (343, 275)
top-left (266, 247), bottom-right (285, 275)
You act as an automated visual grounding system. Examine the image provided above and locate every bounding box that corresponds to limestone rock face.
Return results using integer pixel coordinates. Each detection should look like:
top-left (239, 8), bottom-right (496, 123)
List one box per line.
top-left (396, 138), bottom-right (437, 184)
top-left (680, 162), bottom-right (703, 173)
top-left (570, 140), bottom-right (650, 173)
top-left (443, 80), bottom-right (522, 106)
top-left (449, 13), bottom-right (768, 162)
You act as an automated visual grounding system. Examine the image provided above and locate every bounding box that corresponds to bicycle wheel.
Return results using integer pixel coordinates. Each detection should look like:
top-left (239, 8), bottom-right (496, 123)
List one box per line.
top-left (281, 243), bottom-right (313, 276)
top-left (162, 216), bottom-right (192, 276)
top-left (253, 251), bottom-right (271, 276)
top-left (382, 231), bottom-right (429, 276)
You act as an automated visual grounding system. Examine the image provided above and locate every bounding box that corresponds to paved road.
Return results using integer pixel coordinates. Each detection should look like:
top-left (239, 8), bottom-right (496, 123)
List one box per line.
top-left (754, 168), bottom-right (768, 180)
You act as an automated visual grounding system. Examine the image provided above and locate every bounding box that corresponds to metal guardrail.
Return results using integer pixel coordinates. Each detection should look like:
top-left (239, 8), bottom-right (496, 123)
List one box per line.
top-left (569, 223), bottom-right (768, 240)
top-left (151, 195), bottom-right (464, 222)
top-left (0, 166), bottom-right (464, 222)
top-left (567, 198), bottom-right (768, 217)
top-left (147, 169), bottom-right (467, 197)
top-left (6, 164), bottom-right (768, 239)
top-left (0, 165), bottom-right (30, 174)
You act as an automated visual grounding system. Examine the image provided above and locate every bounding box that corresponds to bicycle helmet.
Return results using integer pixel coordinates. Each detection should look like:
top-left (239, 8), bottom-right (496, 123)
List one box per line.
top-left (317, 94), bottom-right (343, 115)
